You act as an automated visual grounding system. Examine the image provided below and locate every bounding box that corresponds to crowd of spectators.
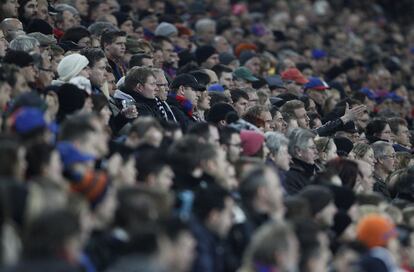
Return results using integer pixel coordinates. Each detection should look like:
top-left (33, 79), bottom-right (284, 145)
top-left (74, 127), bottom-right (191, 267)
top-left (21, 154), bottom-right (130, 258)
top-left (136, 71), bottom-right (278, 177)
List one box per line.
top-left (1, 0), bottom-right (414, 271)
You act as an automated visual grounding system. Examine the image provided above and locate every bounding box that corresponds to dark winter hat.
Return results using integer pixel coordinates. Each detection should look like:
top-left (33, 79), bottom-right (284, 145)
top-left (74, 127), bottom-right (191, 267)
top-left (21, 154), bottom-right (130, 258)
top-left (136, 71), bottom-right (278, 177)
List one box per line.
top-left (56, 83), bottom-right (87, 120)
top-left (189, 70), bottom-right (210, 86)
top-left (3, 50), bottom-right (34, 68)
top-left (328, 185), bottom-right (356, 211)
top-left (239, 51), bottom-right (257, 66)
top-left (333, 137), bottom-right (354, 157)
top-left (170, 74), bottom-right (205, 91)
top-left (10, 92), bottom-right (47, 113)
top-left (195, 45), bottom-right (217, 65)
top-left (206, 102), bottom-right (237, 124)
top-left (219, 52), bottom-right (236, 65)
top-left (26, 19), bottom-right (54, 35)
top-left (112, 12), bottom-right (131, 27)
top-left (299, 185), bottom-right (333, 216)
top-left (10, 107), bottom-right (50, 134)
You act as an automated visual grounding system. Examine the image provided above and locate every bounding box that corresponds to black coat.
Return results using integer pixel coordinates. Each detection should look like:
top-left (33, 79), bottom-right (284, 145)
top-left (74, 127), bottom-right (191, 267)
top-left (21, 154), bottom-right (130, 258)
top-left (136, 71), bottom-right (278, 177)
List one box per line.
top-left (285, 158), bottom-right (318, 195)
top-left (122, 89), bottom-right (165, 121)
top-left (166, 96), bottom-right (198, 131)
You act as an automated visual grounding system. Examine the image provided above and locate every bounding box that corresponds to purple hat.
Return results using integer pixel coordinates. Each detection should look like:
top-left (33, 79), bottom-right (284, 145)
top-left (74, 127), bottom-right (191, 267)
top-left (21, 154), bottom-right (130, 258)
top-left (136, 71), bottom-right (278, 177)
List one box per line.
top-left (359, 87), bottom-right (378, 101)
top-left (12, 107), bottom-right (49, 134)
top-left (208, 84), bottom-right (225, 92)
top-left (304, 77), bottom-right (330, 91)
top-left (312, 49), bottom-right (327, 59)
top-left (57, 141), bottom-right (95, 167)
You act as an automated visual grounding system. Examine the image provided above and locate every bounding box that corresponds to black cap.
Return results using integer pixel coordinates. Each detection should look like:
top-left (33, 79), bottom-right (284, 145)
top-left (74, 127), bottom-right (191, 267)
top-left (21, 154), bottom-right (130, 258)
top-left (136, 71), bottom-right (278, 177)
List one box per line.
top-left (3, 50), bottom-right (34, 68)
top-left (170, 74), bottom-right (205, 91)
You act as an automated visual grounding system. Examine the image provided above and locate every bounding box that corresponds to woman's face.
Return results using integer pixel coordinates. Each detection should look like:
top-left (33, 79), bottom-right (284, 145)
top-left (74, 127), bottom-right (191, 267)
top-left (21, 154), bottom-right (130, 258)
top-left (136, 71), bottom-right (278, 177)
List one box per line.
top-left (362, 148), bottom-right (376, 168)
top-left (78, 36), bottom-right (91, 48)
top-left (325, 141), bottom-right (338, 161)
top-left (378, 124), bottom-right (392, 142)
top-left (100, 105), bottom-right (111, 125)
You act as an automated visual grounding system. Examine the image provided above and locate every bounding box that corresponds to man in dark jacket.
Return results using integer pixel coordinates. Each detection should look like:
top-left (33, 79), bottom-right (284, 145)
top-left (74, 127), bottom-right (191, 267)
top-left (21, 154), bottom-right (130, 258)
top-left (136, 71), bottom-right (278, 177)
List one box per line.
top-left (120, 66), bottom-right (167, 122)
top-left (190, 184), bottom-right (234, 272)
top-left (285, 128), bottom-right (319, 195)
top-left (372, 141), bottom-right (395, 200)
top-left (167, 73), bottom-right (205, 131)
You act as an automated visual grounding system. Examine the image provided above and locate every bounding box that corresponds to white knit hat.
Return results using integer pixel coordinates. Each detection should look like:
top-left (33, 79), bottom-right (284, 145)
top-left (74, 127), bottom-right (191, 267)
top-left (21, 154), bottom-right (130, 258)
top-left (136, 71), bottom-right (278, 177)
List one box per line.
top-left (57, 53), bottom-right (89, 82)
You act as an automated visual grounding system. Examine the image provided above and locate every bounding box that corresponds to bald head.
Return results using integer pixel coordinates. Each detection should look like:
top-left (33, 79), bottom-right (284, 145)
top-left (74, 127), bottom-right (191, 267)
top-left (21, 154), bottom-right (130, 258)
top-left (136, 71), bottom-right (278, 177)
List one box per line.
top-left (0, 18), bottom-right (25, 41)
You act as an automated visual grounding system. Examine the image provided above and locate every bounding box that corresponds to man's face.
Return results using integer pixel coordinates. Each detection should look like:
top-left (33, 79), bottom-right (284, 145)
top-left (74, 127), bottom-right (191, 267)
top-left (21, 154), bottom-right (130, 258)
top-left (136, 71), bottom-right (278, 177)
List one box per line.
top-left (396, 124), bottom-right (411, 147)
top-left (75, 0), bottom-right (89, 17)
top-left (219, 72), bottom-right (234, 89)
top-left (154, 165), bottom-right (174, 190)
top-left (233, 97), bottom-right (248, 116)
top-left (208, 125), bottom-right (220, 147)
top-left (298, 138), bottom-right (318, 164)
top-left (2, 0), bottom-right (19, 17)
top-left (214, 36), bottom-right (231, 53)
top-left (198, 90), bottom-right (211, 111)
top-left (317, 201), bottom-right (337, 227)
top-left (261, 111), bottom-right (273, 132)
top-left (60, 10), bottom-right (76, 31)
top-left (204, 53), bottom-right (219, 69)
top-left (183, 86), bottom-right (198, 106)
top-left (22, 64), bottom-right (37, 84)
top-left (161, 41), bottom-right (176, 64)
top-left (4, 20), bottom-right (24, 41)
top-left (285, 81), bottom-right (303, 96)
top-left (248, 92), bottom-right (259, 107)
top-left (214, 197), bottom-right (234, 238)
top-left (106, 36), bottom-right (126, 59)
top-left (274, 144), bottom-right (291, 171)
top-left (294, 107), bottom-right (310, 128)
top-left (89, 58), bottom-right (107, 86)
top-left (264, 168), bottom-right (284, 212)
top-left (155, 73), bottom-right (169, 101)
top-left (38, 55), bottom-right (54, 87)
top-left (200, 26), bottom-right (215, 44)
top-left (226, 133), bottom-right (242, 163)
top-left (138, 75), bottom-right (158, 99)
top-left (13, 73), bottom-right (29, 96)
top-left (273, 111), bottom-right (287, 133)
top-left (141, 57), bottom-right (154, 67)
top-left (378, 146), bottom-right (396, 173)
top-left (0, 30), bottom-right (8, 57)
top-left (245, 57), bottom-right (261, 75)
top-left (23, 0), bottom-right (37, 20)
top-left (234, 78), bottom-right (252, 89)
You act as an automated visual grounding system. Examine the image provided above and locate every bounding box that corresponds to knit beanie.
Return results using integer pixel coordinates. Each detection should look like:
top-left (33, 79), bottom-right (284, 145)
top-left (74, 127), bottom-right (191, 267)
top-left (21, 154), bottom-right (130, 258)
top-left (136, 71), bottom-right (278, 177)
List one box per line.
top-left (112, 11), bottom-right (131, 27)
top-left (206, 102), bottom-right (237, 124)
top-left (3, 50), bottom-right (34, 68)
top-left (240, 130), bottom-right (265, 156)
top-left (56, 83), bottom-right (87, 121)
top-left (299, 185), bottom-right (333, 216)
top-left (57, 53), bottom-right (89, 82)
top-left (154, 22), bottom-right (178, 38)
top-left (333, 137), bottom-right (354, 157)
top-left (328, 185), bottom-right (356, 212)
top-left (356, 214), bottom-right (397, 249)
top-left (195, 45), bottom-right (217, 65)
top-left (26, 18), bottom-right (54, 35)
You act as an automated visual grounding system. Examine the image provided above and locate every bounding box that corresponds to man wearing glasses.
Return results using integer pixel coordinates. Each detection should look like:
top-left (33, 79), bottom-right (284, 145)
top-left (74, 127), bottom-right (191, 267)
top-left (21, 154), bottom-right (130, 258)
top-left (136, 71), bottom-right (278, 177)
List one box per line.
top-left (372, 141), bottom-right (396, 200)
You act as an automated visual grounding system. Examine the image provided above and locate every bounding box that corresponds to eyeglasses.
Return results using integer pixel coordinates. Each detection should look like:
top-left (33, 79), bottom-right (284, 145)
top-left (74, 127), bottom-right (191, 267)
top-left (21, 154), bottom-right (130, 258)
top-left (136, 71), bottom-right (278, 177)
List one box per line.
top-left (382, 154), bottom-right (396, 159)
